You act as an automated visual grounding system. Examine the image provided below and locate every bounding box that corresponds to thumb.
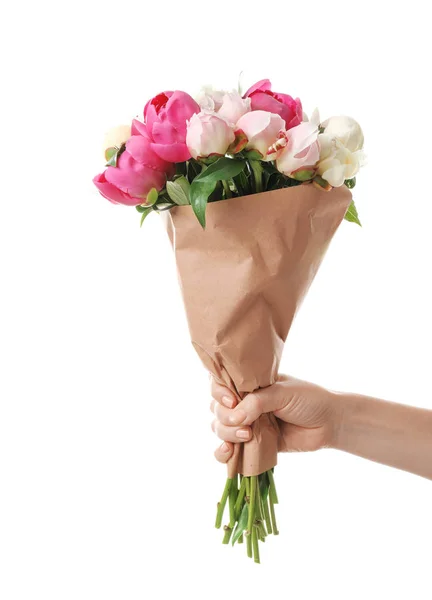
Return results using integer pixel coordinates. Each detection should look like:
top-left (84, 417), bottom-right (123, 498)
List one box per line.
top-left (228, 383), bottom-right (288, 426)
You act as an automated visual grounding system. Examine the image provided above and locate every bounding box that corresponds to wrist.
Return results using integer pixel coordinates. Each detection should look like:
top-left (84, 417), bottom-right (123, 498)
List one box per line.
top-left (328, 390), bottom-right (358, 450)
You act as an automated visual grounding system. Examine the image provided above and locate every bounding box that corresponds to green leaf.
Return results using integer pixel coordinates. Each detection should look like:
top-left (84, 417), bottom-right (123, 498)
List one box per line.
top-left (290, 168), bottom-right (316, 182)
top-left (139, 207), bottom-right (153, 227)
top-left (344, 199), bottom-right (362, 226)
top-left (248, 159), bottom-right (263, 193)
top-left (190, 180), bottom-right (217, 228)
top-left (146, 187), bottom-right (159, 207)
top-left (232, 503), bottom-right (249, 546)
top-left (194, 157), bottom-right (246, 185)
top-left (187, 158), bottom-right (203, 182)
top-left (105, 147), bottom-right (120, 167)
top-left (345, 177), bottom-right (356, 189)
top-left (166, 176), bottom-right (191, 205)
top-left (105, 146), bottom-right (118, 162)
top-left (244, 149), bottom-right (263, 161)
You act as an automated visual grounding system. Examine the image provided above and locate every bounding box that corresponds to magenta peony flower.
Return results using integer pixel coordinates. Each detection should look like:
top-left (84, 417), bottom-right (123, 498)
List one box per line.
top-left (93, 134), bottom-right (174, 206)
top-left (243, 79), bottom-right (302, 130)
top-left (144, 91), bottom-right (200, 163)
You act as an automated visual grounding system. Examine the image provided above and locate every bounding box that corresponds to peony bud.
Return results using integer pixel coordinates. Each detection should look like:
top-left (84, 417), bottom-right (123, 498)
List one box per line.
top-left (236, 110), bottom-right (285, 161)
top-left (186, 112), bottom-right (235, 159)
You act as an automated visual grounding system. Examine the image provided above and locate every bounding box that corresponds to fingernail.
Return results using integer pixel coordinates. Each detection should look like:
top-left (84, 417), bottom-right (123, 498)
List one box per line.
top-left (236, 428), bottom-right (250, 440)
top-left (220, 442), bottom-right (230, 453)
top-left (229, 409), bottom-right (246, 425)
top-left (222, 395), bottom-right (235, 408)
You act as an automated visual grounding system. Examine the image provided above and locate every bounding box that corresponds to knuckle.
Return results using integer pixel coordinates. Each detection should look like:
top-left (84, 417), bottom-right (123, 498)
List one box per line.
top-left (248, 392), bottom-right (263, 419)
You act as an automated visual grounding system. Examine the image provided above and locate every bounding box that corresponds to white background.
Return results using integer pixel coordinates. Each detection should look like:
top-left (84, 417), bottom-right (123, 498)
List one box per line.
top-left (1, 1), bottom-right (432, 598)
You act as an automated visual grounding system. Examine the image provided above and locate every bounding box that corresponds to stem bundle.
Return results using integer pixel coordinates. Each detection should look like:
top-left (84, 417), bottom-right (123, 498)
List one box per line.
top-left (215, 468), bottom-right (279, 564)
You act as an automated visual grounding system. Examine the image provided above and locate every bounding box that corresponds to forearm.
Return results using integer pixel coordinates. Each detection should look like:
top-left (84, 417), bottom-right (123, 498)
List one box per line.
top-left (333, 392), bottom-right (432, 480)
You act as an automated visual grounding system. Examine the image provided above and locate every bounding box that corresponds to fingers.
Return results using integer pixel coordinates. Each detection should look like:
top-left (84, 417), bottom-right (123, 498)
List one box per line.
top-left (211, 419), bottom-right (252, 443)
top-left (211, 378), bottom-right (238, 409)
top-left (227, 385), bottom-right (289, 427)
top-left (210, 398), bottom-right (239, 426)
top-left (214, 442), bottom-right (234, 463)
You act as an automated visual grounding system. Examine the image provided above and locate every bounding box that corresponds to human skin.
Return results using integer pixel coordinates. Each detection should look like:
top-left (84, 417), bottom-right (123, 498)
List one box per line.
top-left (210, 375), bottom-right (432, 480)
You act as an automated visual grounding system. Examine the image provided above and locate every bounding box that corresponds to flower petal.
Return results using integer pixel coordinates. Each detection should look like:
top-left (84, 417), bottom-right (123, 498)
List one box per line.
top-left (165, 91), bottom-right (200, 136)
top-left (150, 142), bottom-right (191, 163)
top-left (126, 135), bottom-right (172, 172)
top-left (105, 151), bottom-right (166, 199)
top-left (93, 172), bottom-right (138, 206)
top-left (131, 119), bottom-right (149, 138)
top-left (243, 79), bottom-right (272, 96)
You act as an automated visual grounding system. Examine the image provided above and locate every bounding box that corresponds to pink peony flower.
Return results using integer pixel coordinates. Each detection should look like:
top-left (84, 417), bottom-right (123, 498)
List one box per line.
top-left (93, 135), bottom-right (173, 206)
top-left (276, 122), bottom-right (320, 179)
top-left (144, 91), bottom-right (200, 163)
top-left (186, 112), bottom-right (235, 160)
top-left (236, 110), bottom-right (285, 160)
top-left (243, 79), bottom-right (302, 130)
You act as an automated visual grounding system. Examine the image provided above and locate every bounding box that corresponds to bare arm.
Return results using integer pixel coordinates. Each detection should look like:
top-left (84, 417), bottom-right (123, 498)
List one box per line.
top-left (335, 392), bottom-right (432, 480)
top-left (210, 376), bottom-right (432, 480)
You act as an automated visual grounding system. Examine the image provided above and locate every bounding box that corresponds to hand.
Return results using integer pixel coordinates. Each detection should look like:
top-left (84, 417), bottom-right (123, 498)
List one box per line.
top-left (210, 375), bottom-right (343, 463)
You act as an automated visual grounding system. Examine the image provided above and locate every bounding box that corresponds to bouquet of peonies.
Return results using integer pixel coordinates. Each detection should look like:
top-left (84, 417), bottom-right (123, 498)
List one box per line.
top-left (93, 78), bottom-right (365, 563)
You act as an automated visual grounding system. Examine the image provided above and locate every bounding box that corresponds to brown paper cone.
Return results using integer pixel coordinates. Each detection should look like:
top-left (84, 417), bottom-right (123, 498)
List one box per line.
top-left (162, 184), bottom-right (352, 477)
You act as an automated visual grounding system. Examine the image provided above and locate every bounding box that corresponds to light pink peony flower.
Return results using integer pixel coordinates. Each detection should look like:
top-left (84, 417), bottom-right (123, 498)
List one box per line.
top-left (236, 110), bottom-right (285, 160)
top-left (93, 135), bottom-right (174, 206)
top-left (144, 91), bottom-right (200, 163)
top-left (276, 122), bottom-right (320, 179)
top-left (243, 79), bottom-right (303, 130)
top-left (186, 112), bottom-right (235, 159)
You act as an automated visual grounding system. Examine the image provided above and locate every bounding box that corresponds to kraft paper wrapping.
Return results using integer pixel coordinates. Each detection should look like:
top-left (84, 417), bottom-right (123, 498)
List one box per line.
top-left (162, 184), bottom-right (352, 477)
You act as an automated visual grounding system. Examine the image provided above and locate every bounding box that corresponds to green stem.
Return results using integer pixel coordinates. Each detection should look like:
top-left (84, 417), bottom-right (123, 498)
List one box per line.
top-left (269, 494), bottom-right (279, 535)
top-left (248, 160), bottom-right (263, 193)
top-left (252, 526), bottom-right (260, 564)
top-left (215, 478), bottom-right (232, 529)
top-left (257, 520), bottom-right (267, 540)
top-left (222, 179), bottom-right (232, 198)
top-left (234, 476), bottom-right (246, 519)
top-left (263, 494), bottom-right (272, 534)
top-left (268, 469), bottom-right (279, 504)
top-left (247, 476), bottom-right (257, 535)
top-left (222, 525), bottom-right (233, 545)
top-left (229, 474), bottom-right (238, 528)
top-left (256, 485), bottom-right (264, 521)
top-left (246, 531), bottom-right (252, 558)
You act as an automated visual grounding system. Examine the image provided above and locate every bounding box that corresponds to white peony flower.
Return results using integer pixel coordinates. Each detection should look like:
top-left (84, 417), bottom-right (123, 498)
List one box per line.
top-left (317, 134), bottom-right (363, 187)
top-left (321, 116), bottom-right (364, 152)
